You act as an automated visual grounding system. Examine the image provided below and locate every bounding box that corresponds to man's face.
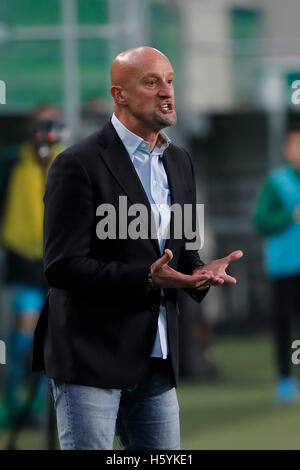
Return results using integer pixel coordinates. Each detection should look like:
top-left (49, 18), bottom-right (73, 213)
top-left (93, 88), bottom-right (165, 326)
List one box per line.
top-left (285, 131), bottom-right (300, 169)
top-left (120, 54), bottom-right (177, 131)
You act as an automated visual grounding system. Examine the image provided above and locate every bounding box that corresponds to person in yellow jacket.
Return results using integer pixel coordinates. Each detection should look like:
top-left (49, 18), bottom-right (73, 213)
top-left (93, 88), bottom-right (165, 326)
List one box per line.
top-left (0, 105), bottom-right (64, 428)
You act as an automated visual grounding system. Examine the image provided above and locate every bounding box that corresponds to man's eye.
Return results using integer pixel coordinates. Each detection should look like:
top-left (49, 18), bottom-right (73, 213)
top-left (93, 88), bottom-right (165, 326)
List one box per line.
top-left (146, 80), bottom-right (156, 86)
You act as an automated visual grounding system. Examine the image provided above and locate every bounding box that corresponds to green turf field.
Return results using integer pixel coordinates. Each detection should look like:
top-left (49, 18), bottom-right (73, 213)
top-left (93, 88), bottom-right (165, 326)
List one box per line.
top-left (1, 335), bottom-right (300, 450)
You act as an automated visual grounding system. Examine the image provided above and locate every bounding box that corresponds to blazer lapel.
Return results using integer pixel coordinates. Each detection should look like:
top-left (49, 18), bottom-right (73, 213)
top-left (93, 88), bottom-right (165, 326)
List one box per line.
top-left (162, 145), bottom-right (184, 253)
top-left (97, 122), bottom-right (161, 257)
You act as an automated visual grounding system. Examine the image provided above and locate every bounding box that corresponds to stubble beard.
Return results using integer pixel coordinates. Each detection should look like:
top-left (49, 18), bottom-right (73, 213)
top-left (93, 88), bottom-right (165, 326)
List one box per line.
top-left (154, 110), bottom-right (177, 129)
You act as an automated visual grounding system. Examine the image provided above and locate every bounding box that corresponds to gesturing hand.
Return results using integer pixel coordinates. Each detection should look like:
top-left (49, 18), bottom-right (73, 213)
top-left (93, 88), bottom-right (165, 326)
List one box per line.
top-left (151, 249), bottom-right (215, 289)
top-left (192, 250), bottom-right (243, 288)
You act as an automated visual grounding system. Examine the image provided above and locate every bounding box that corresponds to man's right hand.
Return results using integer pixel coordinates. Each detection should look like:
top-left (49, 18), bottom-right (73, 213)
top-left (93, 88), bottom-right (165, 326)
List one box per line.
top-left (150, 249), bottom-right (219, 289)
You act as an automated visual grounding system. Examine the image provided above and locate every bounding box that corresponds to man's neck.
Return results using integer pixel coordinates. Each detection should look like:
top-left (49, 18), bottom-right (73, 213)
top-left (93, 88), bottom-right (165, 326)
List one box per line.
top-left (114, 112), bottom-right (161, 152)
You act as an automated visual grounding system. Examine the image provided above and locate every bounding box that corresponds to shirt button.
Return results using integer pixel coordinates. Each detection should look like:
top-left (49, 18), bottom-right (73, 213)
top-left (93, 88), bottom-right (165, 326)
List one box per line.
top-left (153, 180), bottom-right (157, 185)
top-left (159, 204), bottom-right (164, 209)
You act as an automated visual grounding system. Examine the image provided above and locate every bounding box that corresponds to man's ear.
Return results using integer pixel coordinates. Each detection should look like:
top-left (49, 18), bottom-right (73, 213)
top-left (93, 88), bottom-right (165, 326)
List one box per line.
top-left (110, 86), bottom-right (127, 105)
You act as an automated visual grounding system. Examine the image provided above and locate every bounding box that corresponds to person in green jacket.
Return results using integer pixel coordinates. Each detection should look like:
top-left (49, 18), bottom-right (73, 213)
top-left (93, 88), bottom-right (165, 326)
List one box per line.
top-left (254, 125), bottom-right (300, 402)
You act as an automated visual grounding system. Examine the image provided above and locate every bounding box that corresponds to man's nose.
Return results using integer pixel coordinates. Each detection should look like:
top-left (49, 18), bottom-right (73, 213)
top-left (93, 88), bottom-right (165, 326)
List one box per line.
top-left (158, 82), bottom-right (173, 97)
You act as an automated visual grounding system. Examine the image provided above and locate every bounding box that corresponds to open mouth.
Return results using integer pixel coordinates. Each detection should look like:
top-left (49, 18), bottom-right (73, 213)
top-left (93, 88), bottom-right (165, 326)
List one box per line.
top-left (160, 103), bottom-right (174, 113)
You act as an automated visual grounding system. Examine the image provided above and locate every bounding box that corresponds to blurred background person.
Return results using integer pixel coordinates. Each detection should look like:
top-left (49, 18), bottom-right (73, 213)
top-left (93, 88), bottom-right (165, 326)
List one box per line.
top-left (0, 105), bottom-right (64, 428)
top-left (254, 125), bottom-right (300, 402)
top-left (80, 96), bottom-right (110, 139)
top-left (2, 0), bottom-right (300, 450)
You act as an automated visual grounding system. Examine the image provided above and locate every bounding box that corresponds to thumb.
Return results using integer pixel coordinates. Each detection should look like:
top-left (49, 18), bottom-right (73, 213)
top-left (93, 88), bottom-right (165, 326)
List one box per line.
top-left (225, 250), bottom-right (243, 265)
top-left (159, 249), bottom-right (173, 267)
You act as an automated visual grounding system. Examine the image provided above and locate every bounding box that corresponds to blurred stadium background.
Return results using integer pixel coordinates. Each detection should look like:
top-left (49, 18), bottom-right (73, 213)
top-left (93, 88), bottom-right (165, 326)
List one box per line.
top-left (1, 0), bottom-right (300, 450)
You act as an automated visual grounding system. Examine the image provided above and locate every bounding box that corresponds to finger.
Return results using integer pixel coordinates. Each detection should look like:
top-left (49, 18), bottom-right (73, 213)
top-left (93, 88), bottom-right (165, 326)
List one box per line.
top-left (194, 277), bottom-right (212, 288)
top-left (197, 269), bottom-right (209, 276)
top-left (225, 250), bottom-right (243, 265)
top-left (190, 269), bottom-right (213, 279)
top-left (158, 267), bottom-right (215, 289)
top-left (192, 265), bottom-right (202, 274)
top-left (182, 273), bottom-right (210, 288)
top-left (184, 276), bottom-right (211, 289)
top-left (199, 270), bottom-right (213, 278)
top-left (156, 249), bottom-right (173, 268)
top-left (208, 273), bottom-right (224, 283)
top-left (157, 266), bottom-right (211, 288)
top-left (211, 278), bottom-right (224, 285)
top-left (223, 274), bottom-right (237, 284)
top-left (211, 276), bottom-right (224, 283)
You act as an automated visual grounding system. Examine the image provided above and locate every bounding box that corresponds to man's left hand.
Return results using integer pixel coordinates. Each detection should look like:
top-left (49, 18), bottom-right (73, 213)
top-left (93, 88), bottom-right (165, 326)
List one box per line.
top-left (192, 250), bottom-right (243, 288)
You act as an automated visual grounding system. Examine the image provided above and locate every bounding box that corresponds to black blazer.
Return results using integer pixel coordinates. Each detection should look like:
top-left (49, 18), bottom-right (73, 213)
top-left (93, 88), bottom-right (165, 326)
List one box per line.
top-left (32, 121), bottom-right (208, 388)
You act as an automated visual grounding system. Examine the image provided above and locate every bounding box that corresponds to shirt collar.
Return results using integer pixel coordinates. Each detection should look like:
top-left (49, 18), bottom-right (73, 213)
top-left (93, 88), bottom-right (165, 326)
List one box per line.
top-left (111, 113), bottom-right (170, 160)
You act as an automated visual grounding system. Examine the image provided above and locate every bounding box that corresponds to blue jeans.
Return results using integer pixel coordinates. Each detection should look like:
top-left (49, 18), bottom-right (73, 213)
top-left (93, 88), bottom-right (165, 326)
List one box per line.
top-left (50, 358), bottom-right (180, 450)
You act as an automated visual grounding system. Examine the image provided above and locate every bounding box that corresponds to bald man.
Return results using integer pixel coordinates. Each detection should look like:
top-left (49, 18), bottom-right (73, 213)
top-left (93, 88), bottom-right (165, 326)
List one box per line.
top-left (32, 47), bottom-right (242, 450)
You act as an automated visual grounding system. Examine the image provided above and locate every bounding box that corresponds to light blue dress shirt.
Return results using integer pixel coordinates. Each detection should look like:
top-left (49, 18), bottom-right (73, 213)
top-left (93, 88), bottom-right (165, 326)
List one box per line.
top-left (111, 113), bottom-right (171, 359)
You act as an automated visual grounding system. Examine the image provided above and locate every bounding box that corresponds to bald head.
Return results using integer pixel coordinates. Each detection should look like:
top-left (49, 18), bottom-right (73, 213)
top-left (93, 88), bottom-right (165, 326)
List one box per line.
top-left (110, 46), bottom-right (177, 139)
top-left (110, 47), bottom-right (170, 88)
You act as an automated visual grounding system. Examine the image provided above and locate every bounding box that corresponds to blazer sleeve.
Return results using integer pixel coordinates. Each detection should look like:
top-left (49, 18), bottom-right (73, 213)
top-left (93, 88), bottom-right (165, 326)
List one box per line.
top-left (177, 149), bottom-right (210, 303)
top-left (43, 151), bottom-right (149, 293)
